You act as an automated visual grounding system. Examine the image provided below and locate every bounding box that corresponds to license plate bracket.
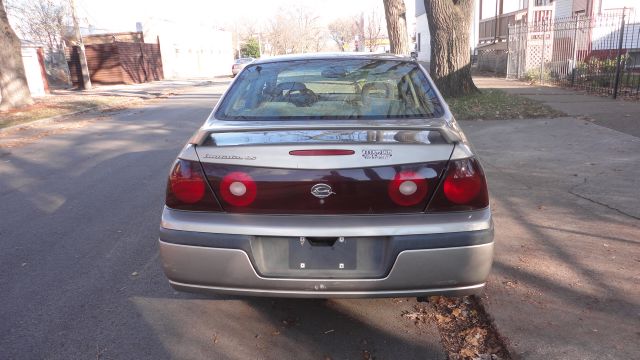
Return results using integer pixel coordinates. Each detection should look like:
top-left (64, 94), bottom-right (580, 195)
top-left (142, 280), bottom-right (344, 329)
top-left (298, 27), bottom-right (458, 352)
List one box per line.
top-left (289, 237), bottom-right (356, 270)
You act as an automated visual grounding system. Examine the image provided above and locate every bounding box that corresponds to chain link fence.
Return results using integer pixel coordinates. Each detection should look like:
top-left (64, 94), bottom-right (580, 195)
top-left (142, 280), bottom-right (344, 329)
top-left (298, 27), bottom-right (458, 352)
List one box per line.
top-left (507, 9), bottom-right (640, 99)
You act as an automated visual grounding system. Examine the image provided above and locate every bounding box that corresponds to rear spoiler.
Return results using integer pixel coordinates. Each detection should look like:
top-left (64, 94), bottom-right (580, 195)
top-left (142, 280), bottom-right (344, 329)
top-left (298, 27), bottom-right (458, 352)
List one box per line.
top-left (189, 124), bottom-right (463, 147)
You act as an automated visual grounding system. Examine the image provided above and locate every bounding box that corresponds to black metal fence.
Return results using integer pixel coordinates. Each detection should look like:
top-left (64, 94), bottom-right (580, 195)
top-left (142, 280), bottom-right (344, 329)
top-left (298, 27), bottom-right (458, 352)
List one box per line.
top-left (507, 9), bottom-right (640, 99)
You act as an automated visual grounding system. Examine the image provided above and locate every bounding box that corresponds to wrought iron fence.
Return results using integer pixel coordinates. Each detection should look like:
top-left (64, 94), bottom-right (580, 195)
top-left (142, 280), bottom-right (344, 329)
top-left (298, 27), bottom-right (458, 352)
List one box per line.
top-left (507, 9), bottom-right (640, 99)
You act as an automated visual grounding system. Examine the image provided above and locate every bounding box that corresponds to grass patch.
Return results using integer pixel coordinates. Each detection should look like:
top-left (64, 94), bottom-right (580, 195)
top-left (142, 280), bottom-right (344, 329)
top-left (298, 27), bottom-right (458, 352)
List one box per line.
top-left (0, 95), bottom-right (135, 130)
top-left (446, 89), bottom-right (565, 120)
top-left (0, 95), bottom-right (138, 129)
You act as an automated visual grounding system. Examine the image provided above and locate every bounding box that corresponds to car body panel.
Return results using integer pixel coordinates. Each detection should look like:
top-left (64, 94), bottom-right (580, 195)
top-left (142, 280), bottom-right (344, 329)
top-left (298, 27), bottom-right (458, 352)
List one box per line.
top-left (159, 240), bottom-right (493, 298)
top-left (194, 143), bottom-right (454, 169)
top-left (200, 161), bottom-right (447, 214)
top-left (161, 206), bottom-right (492, 237)
top-left (160, 226), bottom-right (493, 279)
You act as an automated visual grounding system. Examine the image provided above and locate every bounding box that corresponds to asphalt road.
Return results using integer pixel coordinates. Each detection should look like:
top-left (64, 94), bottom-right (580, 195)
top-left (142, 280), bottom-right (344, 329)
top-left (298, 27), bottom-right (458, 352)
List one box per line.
top-left (0, 85), bottom-right (445, 359)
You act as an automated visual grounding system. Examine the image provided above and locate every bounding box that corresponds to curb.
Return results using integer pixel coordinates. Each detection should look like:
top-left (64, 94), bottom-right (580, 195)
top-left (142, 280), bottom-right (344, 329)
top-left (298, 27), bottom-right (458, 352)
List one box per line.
top-left (0, 80), bottom-right (214, 134)
top-left (1, 104), bottom-right (109, 134)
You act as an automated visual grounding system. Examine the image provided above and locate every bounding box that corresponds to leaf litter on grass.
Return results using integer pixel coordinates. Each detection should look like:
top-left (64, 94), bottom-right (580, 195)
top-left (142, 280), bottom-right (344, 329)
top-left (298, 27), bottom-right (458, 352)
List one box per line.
top-left (446, 89), bottom-right (565, 121)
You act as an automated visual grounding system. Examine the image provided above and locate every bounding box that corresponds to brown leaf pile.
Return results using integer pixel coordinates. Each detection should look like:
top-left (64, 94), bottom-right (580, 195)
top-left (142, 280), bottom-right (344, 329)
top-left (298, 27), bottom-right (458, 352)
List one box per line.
top-left (403, 296), bottom-right (510, 360)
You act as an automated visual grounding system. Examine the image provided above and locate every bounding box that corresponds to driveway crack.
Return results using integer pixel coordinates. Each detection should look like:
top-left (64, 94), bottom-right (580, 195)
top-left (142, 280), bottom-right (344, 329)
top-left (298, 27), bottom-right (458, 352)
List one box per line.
top-left (568, 178), bottom-right (640, 220)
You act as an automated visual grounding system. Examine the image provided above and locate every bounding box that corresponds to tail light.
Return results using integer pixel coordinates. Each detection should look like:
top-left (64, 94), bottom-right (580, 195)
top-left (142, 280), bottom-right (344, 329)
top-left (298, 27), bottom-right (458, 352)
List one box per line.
top-left (166, 159), bottom-right (221, 211)
top-left (427, 157), bottom-right (489, 212)
top-left (289, 149), bottom-right (355, 156)
top-left (219, 171), bottom-right (257, 207)
top-left (388, 171), bottom-right (429, 206)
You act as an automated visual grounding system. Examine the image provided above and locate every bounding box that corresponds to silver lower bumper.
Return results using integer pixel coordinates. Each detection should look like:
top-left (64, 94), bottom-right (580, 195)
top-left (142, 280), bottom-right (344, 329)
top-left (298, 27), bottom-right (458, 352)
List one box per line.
top-left (159, 240), bottom-right (493, 298)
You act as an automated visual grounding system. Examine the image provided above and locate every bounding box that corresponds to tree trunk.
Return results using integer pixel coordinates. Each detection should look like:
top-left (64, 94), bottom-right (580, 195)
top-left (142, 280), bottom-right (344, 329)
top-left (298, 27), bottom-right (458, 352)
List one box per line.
top-left (424, 0), bottom-right (478, 97)
top-left (382, 0), bottom-right (409, 55)
top-left (0, 0), bottom-right (33, 111)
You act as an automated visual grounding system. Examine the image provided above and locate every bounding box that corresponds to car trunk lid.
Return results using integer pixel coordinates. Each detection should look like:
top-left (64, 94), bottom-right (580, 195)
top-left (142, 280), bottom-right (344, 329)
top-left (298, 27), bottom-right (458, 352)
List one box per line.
top-left (194, 128), bottom-right (454, 214)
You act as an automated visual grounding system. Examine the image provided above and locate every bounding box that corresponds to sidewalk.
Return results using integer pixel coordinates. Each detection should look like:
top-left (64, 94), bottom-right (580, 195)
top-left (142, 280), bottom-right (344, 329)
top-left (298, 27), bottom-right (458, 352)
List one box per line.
top-left (461, 77), bottom-right (640, 359)
top-left (0, 78), bottom-right (230, 148)
top-left (55, 78), bottom-right (227, 99)
top-left (474, 77), bottom-right (640, 137)
top-left (0, 78), bottom-right (229, 132)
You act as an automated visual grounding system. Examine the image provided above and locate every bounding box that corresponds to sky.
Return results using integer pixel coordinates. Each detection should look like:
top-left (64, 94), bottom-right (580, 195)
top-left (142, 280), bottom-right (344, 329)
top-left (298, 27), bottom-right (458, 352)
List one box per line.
top-left (75, 0), bottom-right (415, 33)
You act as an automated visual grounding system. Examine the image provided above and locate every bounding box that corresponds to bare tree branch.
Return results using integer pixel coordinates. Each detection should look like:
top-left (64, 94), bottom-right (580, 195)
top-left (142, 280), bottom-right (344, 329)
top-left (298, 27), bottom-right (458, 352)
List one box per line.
top-left (328, 17), bottom-right (356, 52)
top-left (265, 5), bottom-right (325, 55)
top-left (365, 8), bottom-right (383, 52)
top-left (7, 0), bottom-right (69, 55)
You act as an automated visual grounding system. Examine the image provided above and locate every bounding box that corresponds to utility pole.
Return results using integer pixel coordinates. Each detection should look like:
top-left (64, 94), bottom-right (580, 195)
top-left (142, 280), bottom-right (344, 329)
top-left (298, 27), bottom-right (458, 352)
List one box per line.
top-left (234, 23), bottom-right (240, 59)
top-left (70, 0), bottom-right (91, 89)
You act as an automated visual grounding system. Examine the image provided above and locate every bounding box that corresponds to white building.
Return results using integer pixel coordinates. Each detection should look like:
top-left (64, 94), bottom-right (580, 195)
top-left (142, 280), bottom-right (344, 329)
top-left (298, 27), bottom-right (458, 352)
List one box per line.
top-left (140, 18), bottom-right (233, 79)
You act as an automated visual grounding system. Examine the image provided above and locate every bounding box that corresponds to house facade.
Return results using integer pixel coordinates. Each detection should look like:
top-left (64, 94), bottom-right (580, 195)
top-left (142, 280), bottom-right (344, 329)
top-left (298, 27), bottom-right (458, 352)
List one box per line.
top-left (478, 0), bottom-right (638, 46)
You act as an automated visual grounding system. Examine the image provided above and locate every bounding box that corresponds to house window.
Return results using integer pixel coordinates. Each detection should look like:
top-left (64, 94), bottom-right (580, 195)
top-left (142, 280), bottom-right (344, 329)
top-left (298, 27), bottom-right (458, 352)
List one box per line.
top-left (535, 0), bottom-right (553, 6)
top-left (417, 33), bottom-right (421, 52)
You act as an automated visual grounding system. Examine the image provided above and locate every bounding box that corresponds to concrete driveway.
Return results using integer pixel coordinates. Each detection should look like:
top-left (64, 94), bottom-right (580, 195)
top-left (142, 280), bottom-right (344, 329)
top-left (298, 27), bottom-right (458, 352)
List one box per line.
top-left (462, 117), bottom-right (640, 359)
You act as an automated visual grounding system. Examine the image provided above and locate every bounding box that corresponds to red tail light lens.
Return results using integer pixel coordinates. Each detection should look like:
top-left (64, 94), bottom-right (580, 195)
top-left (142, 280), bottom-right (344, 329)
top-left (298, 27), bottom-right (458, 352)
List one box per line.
top-left (220, 171), bottom-right (257, 207)
top-left (166, 159), bottom-right (221, 211)
top-left (388, 171), bottom-right (428, 206)
top-left (427, 157), bottom-right (489, 212)
top-left (444, 163), bottom-right (482, 204)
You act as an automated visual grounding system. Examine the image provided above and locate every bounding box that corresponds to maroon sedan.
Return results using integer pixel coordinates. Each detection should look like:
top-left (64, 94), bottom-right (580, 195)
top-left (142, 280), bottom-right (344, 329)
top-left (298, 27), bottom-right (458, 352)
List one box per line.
top-left (231, 57), bottom-right (254, 77)
top-left (159, 53), bottom-right (493, 298)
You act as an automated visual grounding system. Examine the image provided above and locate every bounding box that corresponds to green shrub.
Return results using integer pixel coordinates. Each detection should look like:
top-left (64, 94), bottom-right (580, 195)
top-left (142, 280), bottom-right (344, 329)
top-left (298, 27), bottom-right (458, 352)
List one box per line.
top-left (525, 67), bottom-right (552, 83)
top-left (240, 38), bottom-right (260, 58)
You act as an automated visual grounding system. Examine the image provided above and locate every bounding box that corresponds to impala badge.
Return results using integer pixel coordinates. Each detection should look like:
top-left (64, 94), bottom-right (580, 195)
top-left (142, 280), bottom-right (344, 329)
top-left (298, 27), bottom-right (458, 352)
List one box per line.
top-left (311, 183), bottom-right (335, 199)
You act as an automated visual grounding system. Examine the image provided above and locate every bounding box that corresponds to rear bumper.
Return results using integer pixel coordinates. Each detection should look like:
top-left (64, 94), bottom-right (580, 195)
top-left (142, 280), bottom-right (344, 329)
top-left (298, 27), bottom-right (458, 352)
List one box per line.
top-left (160, 240), bottom-right (493, 298)
top-left (159, 208), bottom-right (494, 298)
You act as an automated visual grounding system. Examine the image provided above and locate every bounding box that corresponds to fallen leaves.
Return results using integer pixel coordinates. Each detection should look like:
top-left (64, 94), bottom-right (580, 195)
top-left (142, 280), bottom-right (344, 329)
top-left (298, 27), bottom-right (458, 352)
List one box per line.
top-left (446, 89), bottom-right (565, 121)
top-left (401, 306), bottom-right (430, 324)
top-left (401, 296), bottom-right (511, 360)
top-left (452, 308), bottom-right (463, 318)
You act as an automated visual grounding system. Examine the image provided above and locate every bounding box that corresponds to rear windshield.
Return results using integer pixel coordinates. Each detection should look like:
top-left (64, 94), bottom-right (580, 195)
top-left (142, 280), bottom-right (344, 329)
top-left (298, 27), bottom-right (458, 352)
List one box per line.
top-left (215, 59), bottom-right (444, 120)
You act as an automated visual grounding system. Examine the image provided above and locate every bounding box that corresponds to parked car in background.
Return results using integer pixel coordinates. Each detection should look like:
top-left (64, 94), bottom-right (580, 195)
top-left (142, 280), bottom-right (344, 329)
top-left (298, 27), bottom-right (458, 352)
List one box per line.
top-left (231, 57), bottom-right (254, 76)
top-left (160, 53), bottom-right (493, 299)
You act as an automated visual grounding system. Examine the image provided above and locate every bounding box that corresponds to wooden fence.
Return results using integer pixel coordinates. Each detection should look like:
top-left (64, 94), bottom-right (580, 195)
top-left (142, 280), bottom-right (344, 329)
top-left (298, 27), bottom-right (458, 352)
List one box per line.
top-left (67, 41), bottom-right (163, 87)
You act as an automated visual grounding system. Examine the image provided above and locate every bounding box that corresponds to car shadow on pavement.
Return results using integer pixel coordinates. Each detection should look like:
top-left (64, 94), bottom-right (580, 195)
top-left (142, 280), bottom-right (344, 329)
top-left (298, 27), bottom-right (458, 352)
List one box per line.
top-left (131, 292), bottom-right (446, 360)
